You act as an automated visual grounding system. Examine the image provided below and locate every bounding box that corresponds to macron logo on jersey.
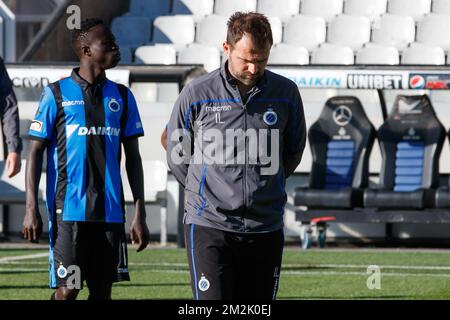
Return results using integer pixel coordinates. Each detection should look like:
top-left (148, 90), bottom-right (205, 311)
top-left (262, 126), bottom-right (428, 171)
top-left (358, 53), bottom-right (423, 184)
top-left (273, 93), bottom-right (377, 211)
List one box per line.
top-left (62, 100), bottom-right (85, 107)
top-left (66, 124), bottom-right (121, 138)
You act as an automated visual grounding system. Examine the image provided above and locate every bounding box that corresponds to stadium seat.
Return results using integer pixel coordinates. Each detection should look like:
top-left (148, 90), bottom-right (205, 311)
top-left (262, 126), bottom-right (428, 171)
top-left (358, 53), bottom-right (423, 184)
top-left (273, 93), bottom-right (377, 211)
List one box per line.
top-left (283, 15), bottom-right (326, 52)
top-left (172, 0), bottom-right (214, 22)
top-left (301, 0), bottom-right (344, 23)
top-left (356, 44), bottom-right (400, 65)
top-left (435, 128), bottom-right (450, 207)
top-left (371, 14), bottom-right (416, 51)
top-left (257, 0), bottom-right (301, 23)
top-left (214, 0), bottom-right (257, 16)
top-left (268, 17), bottom-right (283, 44)
top-left (327, 15), bottom-right (371, 51)
top-left (268, 43), bottom-right (309, 65)
top-left (152, 15), bottom-right (196, 51)
top-left (128, 0), bottom-right (171, 20)
top-left (387, 0), bottom-right (431, 21)
top-left (130, 82), bottom-right (158, 103)
top-left (344, 0), bottom-right (387, 21)
top-left (111, 16), bottom-right (151, 48)
top-left (311, 43), bottom-right (354, 64)
top-left (294, 96), bottom-right (376, 209)
top-left (119, 46), bottom-right (133, 64)
top-left (417, 14), bottom-right (450, 51)
top-left (134, 45), bottom-right (177, 64)
top-left (196, 15), bottom-right (228, 49)
top-left (121, 160), bottom-right (168, 245)
top-left (402, 44), bottom-right (445, 65)
top-left (364, 95), bottom-right (445, 209)
top-left (178, 43), bottom-right (221, 72)
top-left (432, 0), bottom-right (450, 14)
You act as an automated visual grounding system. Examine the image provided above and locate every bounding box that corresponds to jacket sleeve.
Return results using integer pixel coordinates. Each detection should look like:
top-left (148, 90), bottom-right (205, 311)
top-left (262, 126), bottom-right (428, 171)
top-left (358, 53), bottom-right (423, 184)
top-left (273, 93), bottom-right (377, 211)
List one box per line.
top-left (166, 85), bottom-right (195, 187)
top-left (283, 84), bottom-right (307, 178)
top-left (0, 59), bottom-right (22, 153)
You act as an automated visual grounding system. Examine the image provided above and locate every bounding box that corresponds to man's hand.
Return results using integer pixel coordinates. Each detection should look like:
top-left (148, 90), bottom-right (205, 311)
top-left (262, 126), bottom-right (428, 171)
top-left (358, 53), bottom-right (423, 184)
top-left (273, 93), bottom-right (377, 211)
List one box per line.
top-left (22, 210), bottom-right (43, 243)
top-left (130, 215), bottom-right (150, 252)
top-left (6, 151), bottom-right (21, 178)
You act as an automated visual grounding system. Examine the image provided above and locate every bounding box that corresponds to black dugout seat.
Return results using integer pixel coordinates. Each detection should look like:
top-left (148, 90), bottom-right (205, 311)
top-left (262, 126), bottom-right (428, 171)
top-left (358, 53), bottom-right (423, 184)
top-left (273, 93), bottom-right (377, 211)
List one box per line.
top-left (434, 129), bottom-right (450, 208)
top-left (294, 96), bottom-right (376, 209)
top-left (364, 95), bottom-right (445, 209)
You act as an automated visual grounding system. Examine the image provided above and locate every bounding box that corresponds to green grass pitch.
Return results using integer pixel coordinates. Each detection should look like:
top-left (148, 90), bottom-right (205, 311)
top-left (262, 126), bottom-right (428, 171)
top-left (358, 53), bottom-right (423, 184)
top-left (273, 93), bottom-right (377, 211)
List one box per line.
top-left (0, 246), bottom-right (449, 300)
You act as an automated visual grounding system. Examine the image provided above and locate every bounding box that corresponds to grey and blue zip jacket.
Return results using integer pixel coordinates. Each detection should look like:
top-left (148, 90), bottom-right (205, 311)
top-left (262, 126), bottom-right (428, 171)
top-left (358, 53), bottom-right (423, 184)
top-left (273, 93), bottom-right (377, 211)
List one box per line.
top-left (167, 62), bottom-right (306, 233)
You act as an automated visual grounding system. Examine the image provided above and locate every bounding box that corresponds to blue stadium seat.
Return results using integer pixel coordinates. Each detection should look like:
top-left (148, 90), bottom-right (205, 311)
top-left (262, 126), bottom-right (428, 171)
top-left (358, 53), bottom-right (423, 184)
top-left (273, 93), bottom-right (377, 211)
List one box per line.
top-left (119, 46), bottom-right (133, 64)
top-left (128, 0), bottom-right (171, 20)
top-left (111, 16), bottom-right (151, 48)
top-left (364, 95), bottom-right (445, 209)
top-left (294, 96), bottom-right (376, 209)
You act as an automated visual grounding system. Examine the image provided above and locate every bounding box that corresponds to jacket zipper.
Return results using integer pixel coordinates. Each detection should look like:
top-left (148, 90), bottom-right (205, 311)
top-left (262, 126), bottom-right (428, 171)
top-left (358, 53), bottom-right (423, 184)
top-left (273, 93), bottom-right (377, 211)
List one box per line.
top-left (242, 102), bottom-right (247, 231)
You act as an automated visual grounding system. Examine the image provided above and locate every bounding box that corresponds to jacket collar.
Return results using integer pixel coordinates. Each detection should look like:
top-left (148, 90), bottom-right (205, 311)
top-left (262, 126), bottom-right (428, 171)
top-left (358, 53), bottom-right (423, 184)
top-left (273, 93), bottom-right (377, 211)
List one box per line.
top-left (70, 67), bottom-right (107, 89)
top-left (220, 60), bottom-right (268, 93)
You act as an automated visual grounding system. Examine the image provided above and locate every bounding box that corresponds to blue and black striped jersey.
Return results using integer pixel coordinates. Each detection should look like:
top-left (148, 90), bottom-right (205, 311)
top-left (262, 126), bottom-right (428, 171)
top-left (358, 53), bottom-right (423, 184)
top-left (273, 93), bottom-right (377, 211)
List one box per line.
top-left (28, 68), bottom-right (144, 223)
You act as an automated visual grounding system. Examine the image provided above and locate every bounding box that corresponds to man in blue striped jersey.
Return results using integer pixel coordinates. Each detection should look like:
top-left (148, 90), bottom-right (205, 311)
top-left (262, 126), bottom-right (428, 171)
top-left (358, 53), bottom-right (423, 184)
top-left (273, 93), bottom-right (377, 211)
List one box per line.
top-left (22, 18), bottom-right (149, 300)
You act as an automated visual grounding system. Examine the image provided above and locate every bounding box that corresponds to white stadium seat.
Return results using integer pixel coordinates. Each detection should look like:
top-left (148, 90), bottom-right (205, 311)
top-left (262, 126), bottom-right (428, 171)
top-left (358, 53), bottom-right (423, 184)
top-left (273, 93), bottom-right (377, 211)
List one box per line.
top-left (387, 0), bottom-right (431, 21)
top-left (311, 43), bottom-right (354, 64)
top-left (152, 15), bottom-right (195, 51)
top-left (171, 0), bottom-right (214, 22)
top-left (344, 0), bottom-right (387, 21)
top-left (134, 45), bottom-right (177, 64)
top-left (417, 14), bottom-right (450, 51)
top-left (432, 0), bottom-right (450, 15)
top-left (301, 0), bottom-right (344, 23)
top-left (214, 0), bottom-right (257, 16)
top-left (130, 82), bottom-right (158, 103)
top-left (283, 15), bottom-right (326, 51)
top-left (356, 44), bottom-right (400, 65)
top-left (268, 17), bottom-right (283, 44)
top-left (196, 15), bottom-right (228, 49)
top-left (371, 14), bottom-right (416, 50)
top-left (257, 0), bottom-right (301, 23)
top-left (268, 43), bottom-right (309, 65)
top-left (402, 43), bottom-right (445, 65)
top-left (178, 43), bottom-right (221, 72)
top-left (327, 15), bottom-right (371, 51)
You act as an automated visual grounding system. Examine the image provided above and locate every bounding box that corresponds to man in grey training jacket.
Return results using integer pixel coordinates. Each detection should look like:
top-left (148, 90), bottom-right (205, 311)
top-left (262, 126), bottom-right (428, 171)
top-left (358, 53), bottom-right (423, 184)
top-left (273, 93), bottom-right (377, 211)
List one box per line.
top-left (166, 12), bottom-right (306, 300)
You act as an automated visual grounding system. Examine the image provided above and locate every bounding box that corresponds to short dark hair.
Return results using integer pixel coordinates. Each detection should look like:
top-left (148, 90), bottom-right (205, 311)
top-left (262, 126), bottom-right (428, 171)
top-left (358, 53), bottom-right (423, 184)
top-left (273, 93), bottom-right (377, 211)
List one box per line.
top-left (226, 12), bottom-right (273, 49)
top-left (71, 18), bottom-right (104, 47)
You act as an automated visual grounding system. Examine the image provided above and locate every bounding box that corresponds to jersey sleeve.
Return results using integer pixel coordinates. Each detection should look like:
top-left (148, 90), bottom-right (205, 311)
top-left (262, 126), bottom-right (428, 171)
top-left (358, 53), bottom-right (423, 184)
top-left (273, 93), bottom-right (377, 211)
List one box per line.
top-left (28, 86), bottom-right (57, 141)
top-left (122, 88), bottom-right (144, 140)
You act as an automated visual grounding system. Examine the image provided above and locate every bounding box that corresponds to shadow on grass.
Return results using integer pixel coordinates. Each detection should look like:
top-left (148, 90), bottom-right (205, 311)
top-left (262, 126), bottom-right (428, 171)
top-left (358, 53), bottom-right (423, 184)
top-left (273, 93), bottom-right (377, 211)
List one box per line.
top-left (115, 283), bottom-right (190, 288)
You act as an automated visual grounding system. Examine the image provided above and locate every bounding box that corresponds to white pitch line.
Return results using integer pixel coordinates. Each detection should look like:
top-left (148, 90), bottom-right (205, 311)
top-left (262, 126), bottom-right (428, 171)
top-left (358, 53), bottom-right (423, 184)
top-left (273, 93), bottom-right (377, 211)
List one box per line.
top-left (283, 264), bottom-right (450, 271)
top-left (282, 271), bottom-right (450, 278)
top-left (0, 253), bottom-right (49, 263)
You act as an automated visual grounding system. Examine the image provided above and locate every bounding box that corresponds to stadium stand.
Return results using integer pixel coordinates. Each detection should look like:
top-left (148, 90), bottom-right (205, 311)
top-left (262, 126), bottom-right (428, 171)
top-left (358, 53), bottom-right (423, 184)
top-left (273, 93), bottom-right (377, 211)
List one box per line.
top-left (178, 43), bottom-right (221, 72)
top-left (327, 15), bottom-right (371, 51)
top-left (311, 43), bottom-right (355, 64)
top-left (416, 14), bottom-right (450, 51)
top-left (256, 0), bottom-right (301, 23)
top-left (344, 0), bottom-right (387, 21)
top-left (268, 17), bottom-right (283, 44)
top-left (152, 15), bottom-right (196, 51)
top-left (364, 95), bottom-right (445, 209)
top-left (214, 0), bottom-right (257, 16)
top-left (301, 0), bottom-right (344, 23)
top-left (402, 43), bottom-right (446, 64)
top-left (171, 0), bottom-right (214, 22)
top-left (111, 16), bottom-right (151, 48)
top-left (195, 14), bottom-right (228, 49)
top-left (356, 44), bottom-right (400, 65)
top-left (268, 43), bottom-right (309, 65)
top-left (295, 96), bottom-right (376, 209)
top-left (371, 14), bottom-right (416, 51)
top-left (283, 15), bottom-right (327, 52)
top-left (387, 0), bottom-right (432, 21)
top-left (128, 0), bottom-right (171, 20)
top-left (134, 45), bottom-right (177, 64)
top-left (432, 0), bottom-right (450, 14)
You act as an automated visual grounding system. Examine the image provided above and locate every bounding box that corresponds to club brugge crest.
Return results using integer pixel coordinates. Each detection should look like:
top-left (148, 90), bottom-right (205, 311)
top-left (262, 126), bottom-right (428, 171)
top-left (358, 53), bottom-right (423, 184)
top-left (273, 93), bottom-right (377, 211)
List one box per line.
top-left (57, 264), bottom-right (67, 278)
top-left (198, 275), bottom-right (210, 292)
top-left (263, 108), bottom-right (278, 126)
top-left (108, 97), bottom-right (121, 112)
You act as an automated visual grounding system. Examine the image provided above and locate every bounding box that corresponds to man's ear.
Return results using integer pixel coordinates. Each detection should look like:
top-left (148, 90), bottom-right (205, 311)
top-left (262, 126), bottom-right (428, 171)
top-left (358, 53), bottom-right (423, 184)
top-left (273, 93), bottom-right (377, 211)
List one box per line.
top-left (223, 41), bottom-right (231, 57)
top-left (81, 45), bottom-right (91, 57)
